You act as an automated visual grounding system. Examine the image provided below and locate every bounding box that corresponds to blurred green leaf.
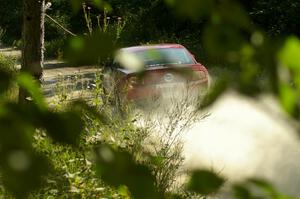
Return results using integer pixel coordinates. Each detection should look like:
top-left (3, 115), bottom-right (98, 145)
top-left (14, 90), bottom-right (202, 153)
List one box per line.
top-left (279, 82), bottom-right (298, 116)
top-left (278, 37), bottom-right (300, 71)
top-left (232, 179), bottom-right (296, 199)
top-left (277, 37), bottom-right (300, 117)
top-left (248, 178), bottom-right (277, 198)
top-left (187, 169), bottom-right (224, 195)
top-left (0, 152), bottom-right (50, 199)
top-left (70, 0), bottom-right (83, 12)
top-left (17, 73), bottom-right (47, 111)
top-left (238, 45), bottom-right (261, 96)
top-left (217, 1), bottom-right (252, 30)
top-left (0, 69), bottom-right (12, 94)
top-left (70, 36), bottom-right (84, 50)
top-left (66, 31), bottom-right (116, 65)
top-left (203, 24), bottom-right (245, 60)
top-left (41, 111), bottom-right (84, 146)
top-left (247, 178), bottom-right (296, 199)
top-left (1, 102), bottom-right (42, 128)
top-left (94, 145), bottom-right (159, 199)
top-left (0, 117), bottom-right (33, 153)
top-left (0, 117), bottom-right (51, 198)
top-left (199, 78), bottom-right (228, 109)
top-left (232, 184), bottom-right (254, 199)
top-left (165, 0), bottom-right (215, 20)
top-left (165, 0), bottom-right (251, 28)
top-left (117, 185), bottom-right (130, 197)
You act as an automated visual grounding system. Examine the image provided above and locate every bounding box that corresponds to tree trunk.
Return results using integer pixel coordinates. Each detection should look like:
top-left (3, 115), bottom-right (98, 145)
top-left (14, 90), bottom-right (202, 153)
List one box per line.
top-left (19, 0), bottom-right (45, 104)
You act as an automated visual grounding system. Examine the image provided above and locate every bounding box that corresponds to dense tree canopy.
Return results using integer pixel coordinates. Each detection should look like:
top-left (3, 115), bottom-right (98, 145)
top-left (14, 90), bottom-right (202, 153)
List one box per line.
top-left (1, 0), bottom-right (299, 46)
top-left (0, 0), bottom-right (22, 44)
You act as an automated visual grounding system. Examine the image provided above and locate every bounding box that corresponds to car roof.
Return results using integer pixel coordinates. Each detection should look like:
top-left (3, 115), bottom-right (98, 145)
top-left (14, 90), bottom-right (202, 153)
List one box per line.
top-left (120, 44), bottom-right (186, 53)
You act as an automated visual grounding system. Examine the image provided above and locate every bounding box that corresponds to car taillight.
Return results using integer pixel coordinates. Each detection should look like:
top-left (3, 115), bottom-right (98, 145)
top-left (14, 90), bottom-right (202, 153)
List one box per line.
top-left (193, 71), bottom-right (206, 80)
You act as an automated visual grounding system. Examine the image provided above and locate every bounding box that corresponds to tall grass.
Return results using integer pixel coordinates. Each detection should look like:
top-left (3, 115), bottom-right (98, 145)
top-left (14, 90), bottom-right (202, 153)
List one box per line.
top-left (29, 69), bottom-right (207, 198)
top-left (0, 54), bottom-right (18, 101)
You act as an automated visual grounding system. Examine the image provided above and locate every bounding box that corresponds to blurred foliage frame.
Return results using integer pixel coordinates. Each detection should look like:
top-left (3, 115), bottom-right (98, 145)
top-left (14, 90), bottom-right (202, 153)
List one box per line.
top-left (0, 0), bottom-right (300, 198)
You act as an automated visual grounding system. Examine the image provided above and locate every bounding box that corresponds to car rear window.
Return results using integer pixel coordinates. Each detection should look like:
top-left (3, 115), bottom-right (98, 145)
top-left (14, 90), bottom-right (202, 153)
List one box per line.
top-left (134, 48), bottom-right (195, 67)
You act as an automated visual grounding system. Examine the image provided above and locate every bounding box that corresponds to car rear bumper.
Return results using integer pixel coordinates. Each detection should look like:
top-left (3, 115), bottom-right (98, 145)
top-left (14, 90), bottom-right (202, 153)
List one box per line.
top-left (126, 79), bottom-right (209, 101)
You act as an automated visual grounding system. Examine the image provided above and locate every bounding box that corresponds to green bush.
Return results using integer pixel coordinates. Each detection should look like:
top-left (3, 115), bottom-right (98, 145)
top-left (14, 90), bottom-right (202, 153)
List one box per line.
top-left (0, 0), bottom-right (22, 45)
top-left (0, 54), bottom-right (18, 101)
top-left (0, 54), bottom-right (16, 71)
top-left (20, 70), bottom-right (203, 198)
top-left (45, 39), bottom-right (67, 60)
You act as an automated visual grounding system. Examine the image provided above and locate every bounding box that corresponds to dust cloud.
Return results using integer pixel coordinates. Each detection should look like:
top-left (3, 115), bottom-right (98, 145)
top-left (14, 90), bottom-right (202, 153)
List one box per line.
top-left (182, 91), bottom-right (300, 197)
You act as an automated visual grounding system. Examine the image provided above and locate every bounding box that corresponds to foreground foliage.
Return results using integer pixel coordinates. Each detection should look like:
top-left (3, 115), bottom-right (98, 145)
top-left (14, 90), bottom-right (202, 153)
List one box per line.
top-left (0, 0), bottom-right (300, 198)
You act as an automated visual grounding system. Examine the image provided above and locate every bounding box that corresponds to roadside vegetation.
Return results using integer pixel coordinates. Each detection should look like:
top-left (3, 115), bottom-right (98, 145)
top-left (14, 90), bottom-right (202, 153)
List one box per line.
top-left (0, 69), bottom-right (209, 198)
top-left (0, 54), bottom-right (18, 101)
top-left (0, 0), bottom-right (300, 199)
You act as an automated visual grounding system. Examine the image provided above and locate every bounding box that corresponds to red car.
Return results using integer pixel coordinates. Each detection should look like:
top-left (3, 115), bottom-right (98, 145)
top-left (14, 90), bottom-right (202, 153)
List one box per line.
top-left (102, 44), bottom-right (210, 101)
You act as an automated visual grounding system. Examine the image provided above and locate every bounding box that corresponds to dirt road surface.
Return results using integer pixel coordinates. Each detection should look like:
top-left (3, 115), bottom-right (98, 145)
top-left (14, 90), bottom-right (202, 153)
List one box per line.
top-left (0, 47), bottom-right (21, 57)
